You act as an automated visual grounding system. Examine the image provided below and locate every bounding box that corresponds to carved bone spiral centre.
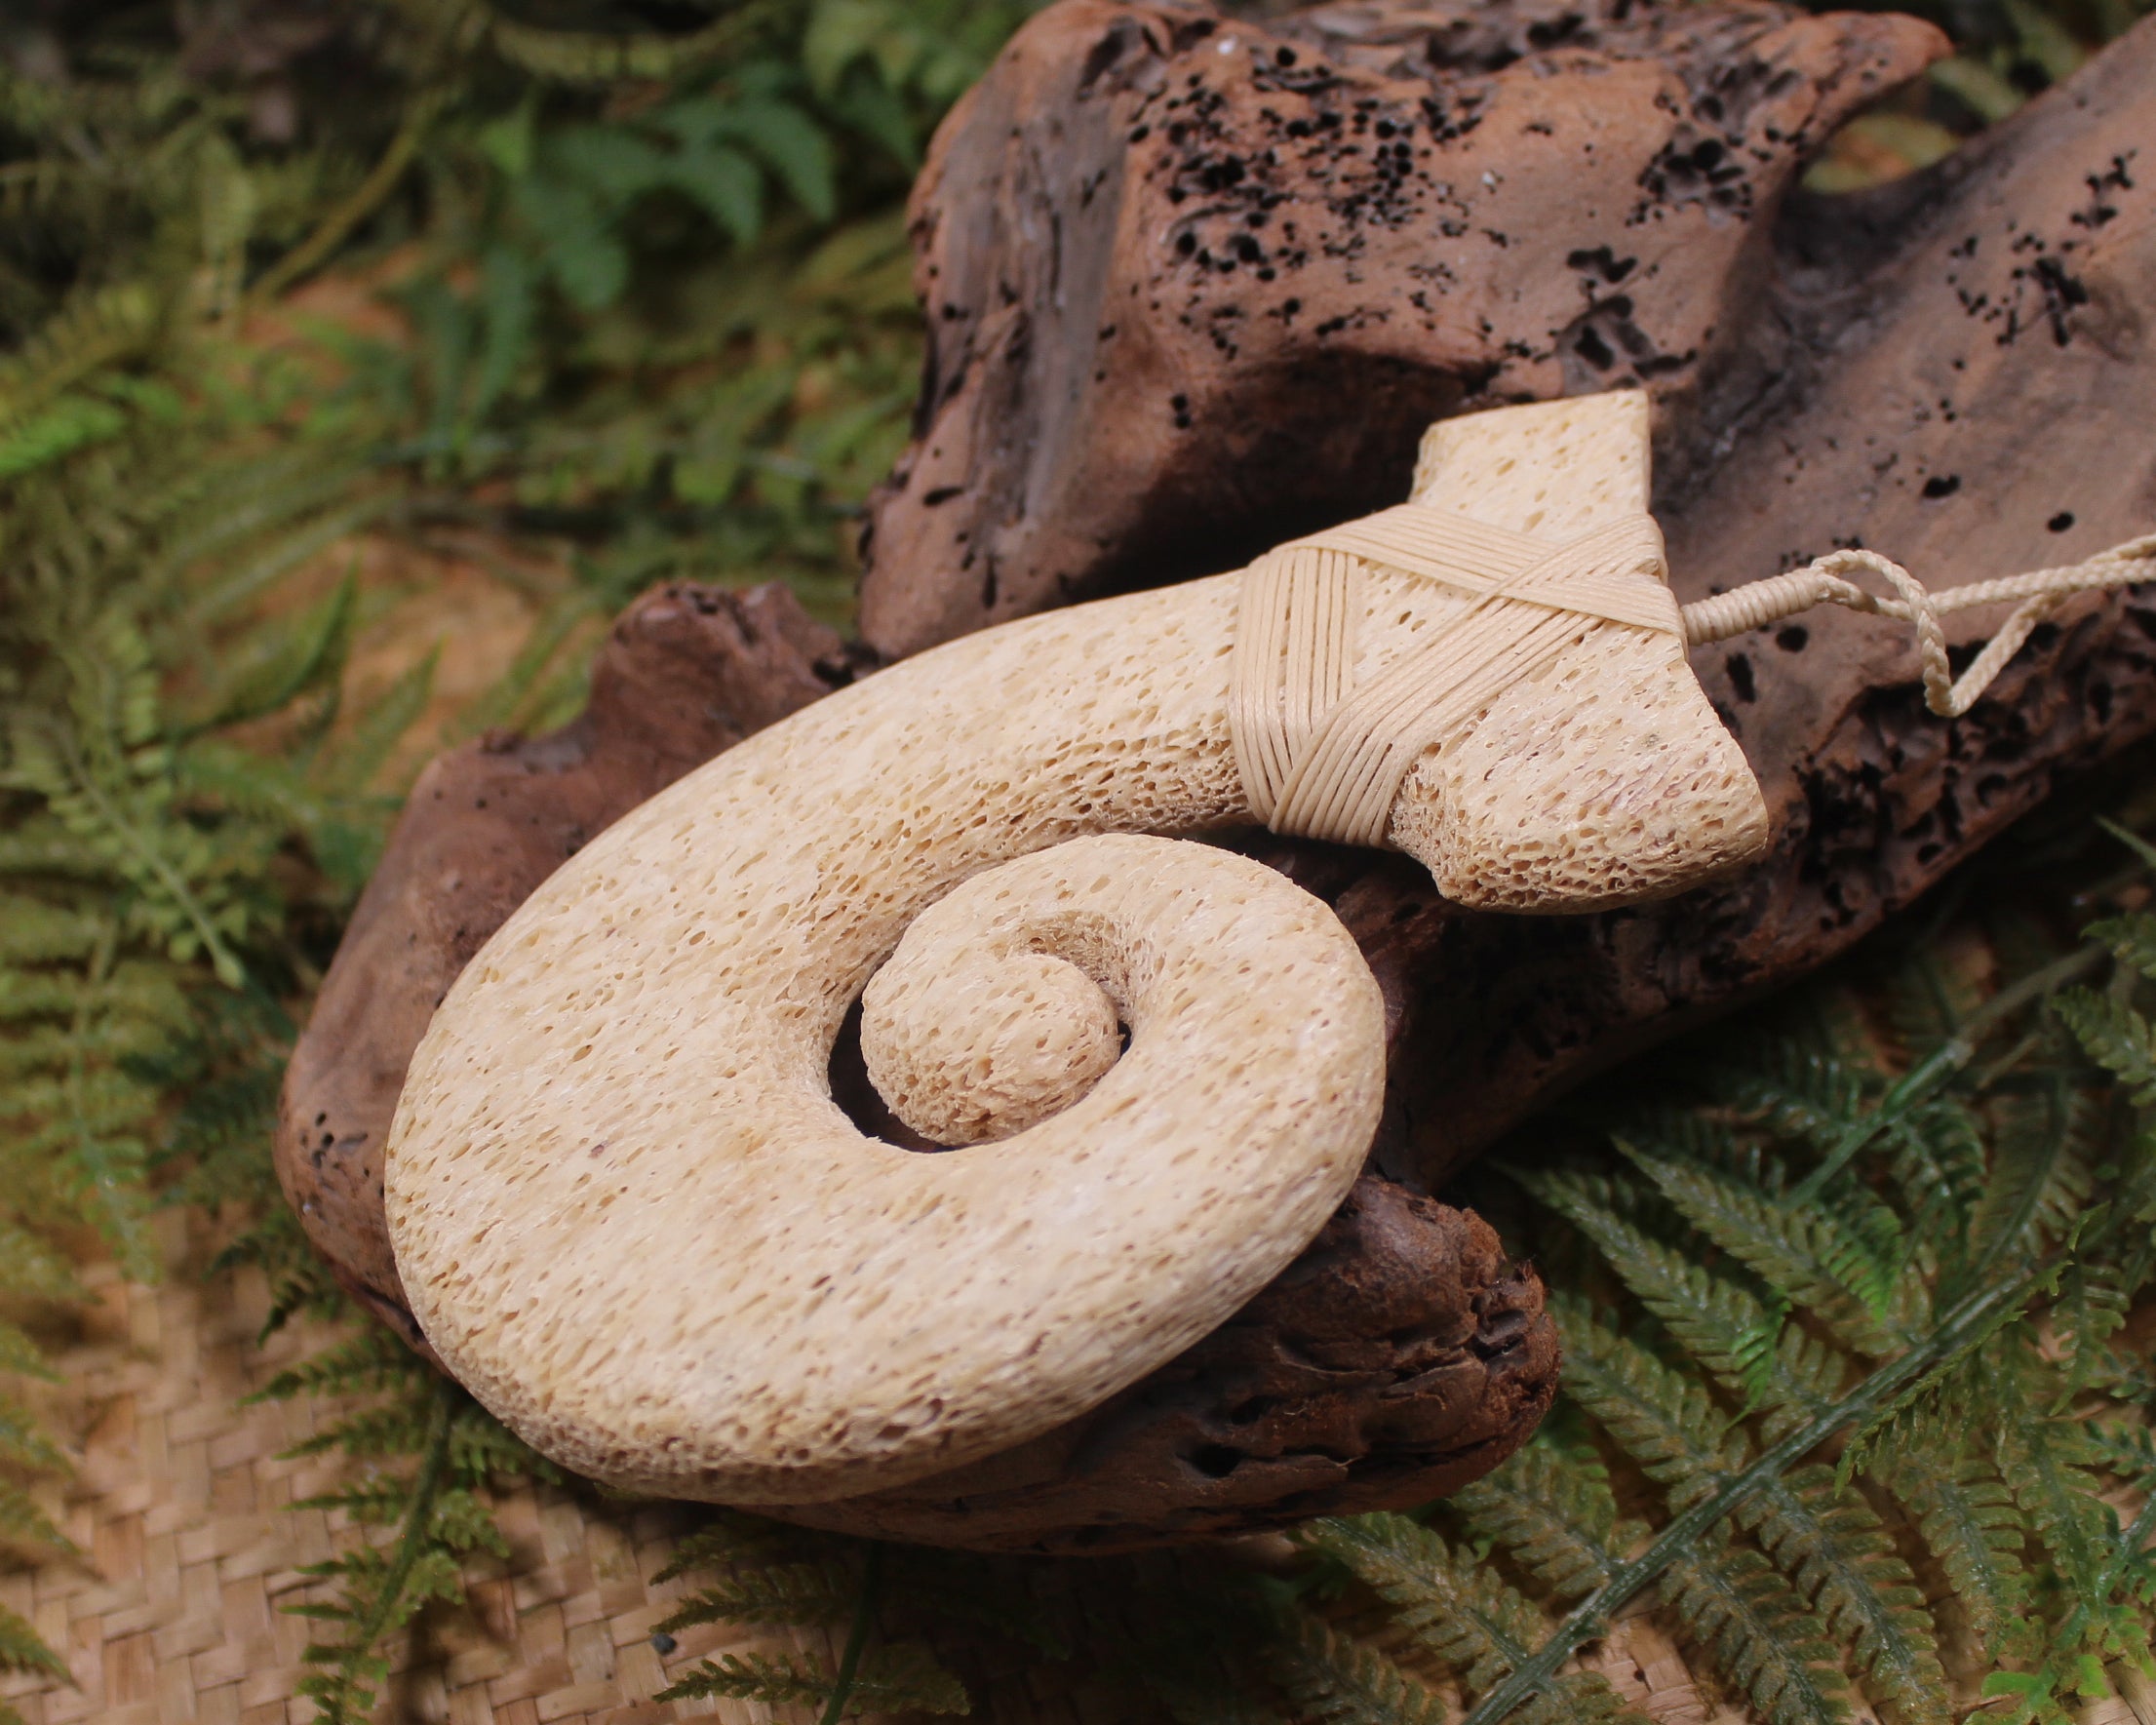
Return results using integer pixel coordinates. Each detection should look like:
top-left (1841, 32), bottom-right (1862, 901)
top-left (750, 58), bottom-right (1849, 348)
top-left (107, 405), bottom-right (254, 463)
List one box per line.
top-left (861, 872), bottom-right (1127, 1146)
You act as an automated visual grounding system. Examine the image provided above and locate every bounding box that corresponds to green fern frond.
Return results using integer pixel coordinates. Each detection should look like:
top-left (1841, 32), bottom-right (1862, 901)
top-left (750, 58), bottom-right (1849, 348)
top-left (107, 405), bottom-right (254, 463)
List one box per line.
top-left (651, 1508), bottom-right (825, 1583)
top-left (1451, 1432), bottom-right (1645, 1603)
top-left (1657, 1538), bottom-right (1849, 1725)
top-left (1872, 1422), bottom-right (2029, 1650)
top-left (1551, 1304), bottom-right (1746, 1512)
top-left (486, 5), bottom-right (780, 85)
top-left (656, 1641), bottom-right (970, 1715)
top-left (277, 1372), bottom-right (540, 1725)
top-left (0, 1480), bottom-right (74, 1560)
top-left (1993, 1369), bottom-right (2114, 1602)
top-left (1969, 1067), bottom-right (2102, 1276)
top-left (290, 1473), bottom-right (413, 1524)
top-left (212, 1206), bottom-right (343, 1340)
top-left (2054, 988), bottom-right (2156, 1103)
top-left (2087, 1419), bottom-right (2156, 1488)
top-left (1265, 1608), bottom-right (1450, 1725)
top-left (0, 391), bottom-right (128, 481)
top-left (285, 1403), bottom-right (447, 1461)
top-left (441, 587), bottom-right (599, 744)
top-left (430, 1484), bottom-right (513, 1561)
top-left (0, 896), bottom-right (104, 966)
top-left (2050, 1256), bottom-right (2134, 1399)
top-left (448, 1404), bottom-right (559, 1483)
top-left (313, 645), bottom-right (439, 798)
top-left (1746, 1465), bottom-right (1948, 1722)
top-left (1558, 1308), bottom-right (1950, 1719)
top-left (659, 1648), bottom-right (838, 1706)
top-left (1531, 1164), bottom-right (1830, 1432)
top-left (2081, 912), bottom-right (2156, 981)
top-left (1703, 1035), bottom-right (1872, 1157)
top-left (657, 1559), bottom-right (863, 1631)
top-left (0, 281), bottom-right (163, 423)
top-left (0, 1405), bottom-right (69, 1477)
top-left (0, 1322), bottom-right (52, 1384)
top-left (1615, 1138), bottom-right (1904, 1354)
top-left (173, 572), bottom-right (356, 737)
top-left (1509, 1674), bottom-right (1642, 1725)
top-left (0, 1223), bottom-right (82, 1305)
top-left (5, 624), bottom-right (255, 988)
top-left (250, 1326), bottom-right (417, 1405)
top-left (1877, 947), bottom-right (1988, 1064)
top-left (0, 1601), bottom-right (69, 1687)
top-left (1877, 1096), bottom-right (1988, 1258)
top-left (1298, 1512), bottom-right (1544, 1695)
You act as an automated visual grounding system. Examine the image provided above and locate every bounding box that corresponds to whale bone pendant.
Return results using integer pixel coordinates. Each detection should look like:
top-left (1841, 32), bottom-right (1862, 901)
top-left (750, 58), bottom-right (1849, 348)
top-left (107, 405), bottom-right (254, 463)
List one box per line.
top-left (383, 390), bottom-right (1768, 1506)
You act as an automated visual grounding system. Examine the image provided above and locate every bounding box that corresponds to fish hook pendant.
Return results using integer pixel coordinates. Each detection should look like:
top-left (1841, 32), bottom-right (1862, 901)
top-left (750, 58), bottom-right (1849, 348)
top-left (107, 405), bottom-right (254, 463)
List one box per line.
top-left (382, 391), bottom-right (1768, 1507)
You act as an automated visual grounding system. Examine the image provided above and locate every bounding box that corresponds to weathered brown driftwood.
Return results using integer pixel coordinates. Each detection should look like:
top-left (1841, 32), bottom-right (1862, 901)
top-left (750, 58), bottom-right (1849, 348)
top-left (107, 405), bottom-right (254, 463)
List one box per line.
top-left (859, 0), bottom-right (1946, 659)
top-left (766, 1178), bottom-right (1557, 1554)
top-left (276, 0), bottom-right (2156, 1548)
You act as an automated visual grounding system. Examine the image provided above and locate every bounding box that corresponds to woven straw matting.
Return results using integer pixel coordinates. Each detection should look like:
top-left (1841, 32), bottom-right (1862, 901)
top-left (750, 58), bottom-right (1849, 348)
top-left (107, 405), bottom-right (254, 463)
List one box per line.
top-left (0, 1210), bottom-right (1128, 1725)
top-left (6, 1208), bottom-right (2156, 1725)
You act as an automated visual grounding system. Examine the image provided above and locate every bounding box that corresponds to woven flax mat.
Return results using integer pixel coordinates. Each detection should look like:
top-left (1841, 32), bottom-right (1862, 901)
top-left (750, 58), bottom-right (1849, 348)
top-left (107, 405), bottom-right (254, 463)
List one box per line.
top-left (0, 1208), bottom-right (1133, 1725)
top-left (7, 1208), bottom-right (2155, 1725)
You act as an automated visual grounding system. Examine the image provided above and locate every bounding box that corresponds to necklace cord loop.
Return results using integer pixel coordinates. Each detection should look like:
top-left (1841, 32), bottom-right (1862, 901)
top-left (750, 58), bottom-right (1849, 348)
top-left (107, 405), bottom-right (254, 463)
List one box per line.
top-left (1678, 534), bottom-right (2156, 719)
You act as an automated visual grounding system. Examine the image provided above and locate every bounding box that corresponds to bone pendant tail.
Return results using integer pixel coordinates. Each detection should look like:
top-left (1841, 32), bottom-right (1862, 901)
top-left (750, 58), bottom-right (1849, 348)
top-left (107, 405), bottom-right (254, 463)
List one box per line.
top-left (1388, 393), bottom-right (1770, 909)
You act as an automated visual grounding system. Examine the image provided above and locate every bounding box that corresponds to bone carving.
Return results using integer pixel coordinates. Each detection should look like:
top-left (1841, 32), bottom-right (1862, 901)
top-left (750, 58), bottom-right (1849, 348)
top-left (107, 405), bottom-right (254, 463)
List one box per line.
top-left (382, 391), bottom-right (1770, 1506)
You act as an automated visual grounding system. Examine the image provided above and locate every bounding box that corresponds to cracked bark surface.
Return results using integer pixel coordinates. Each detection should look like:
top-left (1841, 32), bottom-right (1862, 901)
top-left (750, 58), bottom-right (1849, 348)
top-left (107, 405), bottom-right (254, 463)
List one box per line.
top-left (764, 1178), bottom-right (1557, 1555)
top-left (276, 1), bottom-right (2156, 1548)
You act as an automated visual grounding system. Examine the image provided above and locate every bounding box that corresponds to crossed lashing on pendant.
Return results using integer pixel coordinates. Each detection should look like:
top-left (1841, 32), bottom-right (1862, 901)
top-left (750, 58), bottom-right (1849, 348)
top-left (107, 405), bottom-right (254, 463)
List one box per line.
top-left (1231, 505), bottom-right (1681, 846)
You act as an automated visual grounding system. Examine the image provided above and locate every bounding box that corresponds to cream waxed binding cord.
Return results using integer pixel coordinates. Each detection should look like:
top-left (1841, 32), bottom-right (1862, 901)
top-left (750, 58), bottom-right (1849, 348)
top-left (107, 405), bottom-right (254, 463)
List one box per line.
top-left (1232, 515), bottom-right (2156, 846)
top-left (1232, 507), bottom-right (1680, 846)
top-left (1680, 534), bottom-right (2156, 717)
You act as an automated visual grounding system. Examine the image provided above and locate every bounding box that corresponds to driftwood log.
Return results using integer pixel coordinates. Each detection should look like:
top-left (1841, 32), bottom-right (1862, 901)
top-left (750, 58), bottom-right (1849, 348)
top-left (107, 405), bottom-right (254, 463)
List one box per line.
top-left (276, 0), bottom-right (2156, 1551)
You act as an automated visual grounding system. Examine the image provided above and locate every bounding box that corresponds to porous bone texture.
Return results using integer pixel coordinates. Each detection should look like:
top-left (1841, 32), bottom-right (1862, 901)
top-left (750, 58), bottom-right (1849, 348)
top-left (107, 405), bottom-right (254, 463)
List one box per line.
top-left (274, 579), bottom-right (1564, 1547)
top-left (275, 581), bottom-right (856, 1353)
top-left (391, 820), bottom-right (1382, 1504)
top-left (1391, 394), bottom-right (1768, 908)
top-left (762, 1176), bottom-right (1557, 1552)
top-left (862, 887), bottom-right (1127, 1146)
top-left (385, 391), bottom-right (1759, 1504)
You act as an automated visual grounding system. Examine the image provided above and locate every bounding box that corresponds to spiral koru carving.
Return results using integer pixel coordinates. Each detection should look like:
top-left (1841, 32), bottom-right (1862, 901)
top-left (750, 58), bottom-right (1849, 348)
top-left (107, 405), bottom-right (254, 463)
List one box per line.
top-left (384, 392), bottom-right (1768, 1505)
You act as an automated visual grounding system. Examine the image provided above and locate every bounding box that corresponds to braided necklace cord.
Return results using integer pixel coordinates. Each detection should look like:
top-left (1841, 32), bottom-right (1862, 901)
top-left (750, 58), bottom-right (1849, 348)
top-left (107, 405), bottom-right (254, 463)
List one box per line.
top-left (1679, 532), bottom-right (2156, 718)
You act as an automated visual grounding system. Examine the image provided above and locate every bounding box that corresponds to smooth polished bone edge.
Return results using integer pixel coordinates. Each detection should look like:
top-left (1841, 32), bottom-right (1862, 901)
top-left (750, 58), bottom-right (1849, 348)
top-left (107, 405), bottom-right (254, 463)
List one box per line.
top-left (384, 391), bottom-right (1768, 1505)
